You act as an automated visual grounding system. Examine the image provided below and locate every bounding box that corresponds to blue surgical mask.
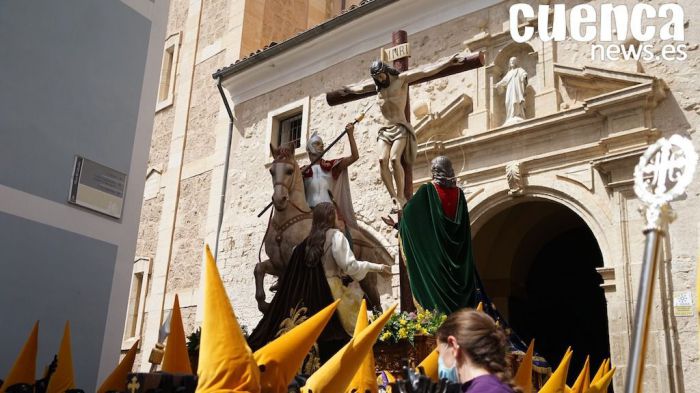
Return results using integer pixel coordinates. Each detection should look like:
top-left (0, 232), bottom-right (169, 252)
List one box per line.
top-left (438, 352), bottom-right (459, 383)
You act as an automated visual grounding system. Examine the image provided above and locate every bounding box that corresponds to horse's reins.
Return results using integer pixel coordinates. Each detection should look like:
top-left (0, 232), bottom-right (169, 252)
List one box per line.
top-left (259, 163), bottom-right (312, 263)
top-left (258, 208), bottom-right (273, 265)
top-left (272, 162), bottom-right (312, 213)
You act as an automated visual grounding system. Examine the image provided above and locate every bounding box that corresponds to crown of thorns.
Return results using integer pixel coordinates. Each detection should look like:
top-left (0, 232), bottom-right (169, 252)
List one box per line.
top-left (370, 60), bottom-right (399, 76)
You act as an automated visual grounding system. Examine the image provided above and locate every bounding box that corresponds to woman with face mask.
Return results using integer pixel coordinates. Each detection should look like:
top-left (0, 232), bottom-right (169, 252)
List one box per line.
top-left (436, 309), bottom-right (522, 393)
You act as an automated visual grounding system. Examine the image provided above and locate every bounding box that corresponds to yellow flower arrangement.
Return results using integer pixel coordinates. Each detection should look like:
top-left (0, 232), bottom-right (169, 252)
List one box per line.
top-left (373, 309), bottom-right (446, 345)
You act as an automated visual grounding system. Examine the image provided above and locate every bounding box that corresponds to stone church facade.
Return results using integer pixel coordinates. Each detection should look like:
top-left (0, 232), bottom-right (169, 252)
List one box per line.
top-left (128, 0), bottom-right (700, 391)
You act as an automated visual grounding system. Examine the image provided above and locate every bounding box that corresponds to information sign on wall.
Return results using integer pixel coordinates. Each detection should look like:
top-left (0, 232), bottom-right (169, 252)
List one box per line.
top-left (69, 156), bottom-right (127, 219)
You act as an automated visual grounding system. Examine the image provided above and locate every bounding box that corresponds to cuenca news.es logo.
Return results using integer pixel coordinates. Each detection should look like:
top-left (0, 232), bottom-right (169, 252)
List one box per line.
top-left (509, 4), bottom-right (687, 62)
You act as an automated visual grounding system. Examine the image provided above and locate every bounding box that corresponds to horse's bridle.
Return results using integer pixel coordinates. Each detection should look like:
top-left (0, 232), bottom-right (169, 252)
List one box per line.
top-left (271, 160), bottom-right (311, 214)
top-left (271, 159), bottom-right (296, 195)
top-left (267, 159), bottom-right (312, 246)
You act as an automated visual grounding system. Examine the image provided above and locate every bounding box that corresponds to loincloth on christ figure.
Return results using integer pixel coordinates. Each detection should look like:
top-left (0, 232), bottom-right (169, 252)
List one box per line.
top-left (377, 123), bottom-right (417, 165)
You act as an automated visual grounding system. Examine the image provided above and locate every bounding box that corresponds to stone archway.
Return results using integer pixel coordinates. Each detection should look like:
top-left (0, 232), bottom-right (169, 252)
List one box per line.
top-left (472, 198), bottom-right (611, 386)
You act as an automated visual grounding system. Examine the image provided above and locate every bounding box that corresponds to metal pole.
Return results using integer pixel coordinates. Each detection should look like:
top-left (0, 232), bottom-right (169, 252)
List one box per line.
top-left (624, 134), bottom-right (697, 392)
top-left (624, 228), bottom-right (663, 393)
top-left (214, 77), bottom-right (234, 260)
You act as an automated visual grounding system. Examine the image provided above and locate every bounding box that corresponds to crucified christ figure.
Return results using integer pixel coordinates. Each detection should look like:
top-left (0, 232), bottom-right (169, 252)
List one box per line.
top-left (334, 50), bottom-right (481, 207)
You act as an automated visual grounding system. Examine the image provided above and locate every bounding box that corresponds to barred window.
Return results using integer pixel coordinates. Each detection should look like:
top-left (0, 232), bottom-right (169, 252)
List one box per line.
top-left (278, 113), bottom-right (303, 149)
top-left (265, 97), bottom-right (310, 158)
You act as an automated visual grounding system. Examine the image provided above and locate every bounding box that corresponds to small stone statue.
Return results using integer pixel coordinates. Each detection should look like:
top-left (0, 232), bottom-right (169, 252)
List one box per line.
top-left (494, 56), bottom-right (528, 125)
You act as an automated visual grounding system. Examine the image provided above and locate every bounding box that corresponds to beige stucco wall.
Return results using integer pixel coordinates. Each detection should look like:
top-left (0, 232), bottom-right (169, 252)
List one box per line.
top-left (133, 0), bottom-right (700, 390)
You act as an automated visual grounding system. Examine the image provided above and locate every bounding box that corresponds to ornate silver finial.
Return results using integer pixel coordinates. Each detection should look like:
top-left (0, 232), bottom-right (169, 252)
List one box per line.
top-left (634, 135), bottom-right (697, 231)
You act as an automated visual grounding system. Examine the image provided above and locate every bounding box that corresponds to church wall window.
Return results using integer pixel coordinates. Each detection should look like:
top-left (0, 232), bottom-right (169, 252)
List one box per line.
top-left (265, 96), bottom-right (310, 158)
top-left (156, 32), bottom-right (181, 112)
top-left (122, 257), bottom-right (151, 349)
top-left (278, 113), bottom-right (303, 149)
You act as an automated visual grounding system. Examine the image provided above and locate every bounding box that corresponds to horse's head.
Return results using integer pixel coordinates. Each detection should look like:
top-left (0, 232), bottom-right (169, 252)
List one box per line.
top-left (269, 144), bottom-right (300, 211)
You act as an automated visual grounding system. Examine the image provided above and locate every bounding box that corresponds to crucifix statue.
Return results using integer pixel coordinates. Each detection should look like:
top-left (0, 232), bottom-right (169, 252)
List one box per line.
top-left (326, 30), bottom-right (485, 312)
top-left (327, 35), bottom-right (484, 208)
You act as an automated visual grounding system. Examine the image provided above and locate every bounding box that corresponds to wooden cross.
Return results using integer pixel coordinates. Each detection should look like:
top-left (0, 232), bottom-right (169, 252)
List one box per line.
top-left (325, 30), bottom-right (485, 312)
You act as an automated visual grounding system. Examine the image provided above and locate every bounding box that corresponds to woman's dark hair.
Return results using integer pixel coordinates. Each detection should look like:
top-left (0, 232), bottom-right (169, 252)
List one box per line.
top-left (305, 202), bottom-right (336, 266)
top-left (437, 309), bottom-right (522, 392)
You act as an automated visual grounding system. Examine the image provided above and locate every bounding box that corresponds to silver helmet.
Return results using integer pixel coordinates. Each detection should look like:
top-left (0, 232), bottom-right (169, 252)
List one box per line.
top-left (306, 132), bottom-right (324, 156)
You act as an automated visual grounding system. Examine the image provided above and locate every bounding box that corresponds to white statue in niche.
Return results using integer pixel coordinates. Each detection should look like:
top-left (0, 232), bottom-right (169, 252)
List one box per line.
top-left (494, 56), bottom-right (528, 125)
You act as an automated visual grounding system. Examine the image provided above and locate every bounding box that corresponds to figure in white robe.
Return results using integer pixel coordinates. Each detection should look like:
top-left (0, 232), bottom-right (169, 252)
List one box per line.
top-left (321, 228), bottom-right (386, 334)
top-left (494, 56), bottom-right (528, 125)
top-left (248, 202), bottom-right (388, 361)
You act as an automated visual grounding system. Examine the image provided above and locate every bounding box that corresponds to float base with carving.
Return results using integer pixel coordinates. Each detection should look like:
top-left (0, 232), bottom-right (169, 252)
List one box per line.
top-left (124, 372), bottom-right (197, 393)
top-left (373, 335), bottom-right (436, 375)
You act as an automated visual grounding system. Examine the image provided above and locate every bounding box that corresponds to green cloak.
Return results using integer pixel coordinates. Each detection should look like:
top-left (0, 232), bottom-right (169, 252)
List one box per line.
top-left (399, 183), bottom-right (476, 314)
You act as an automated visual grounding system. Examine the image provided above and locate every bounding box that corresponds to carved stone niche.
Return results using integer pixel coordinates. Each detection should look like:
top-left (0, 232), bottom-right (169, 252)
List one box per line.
top-left (488, 43), bottom-right (538, 128)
